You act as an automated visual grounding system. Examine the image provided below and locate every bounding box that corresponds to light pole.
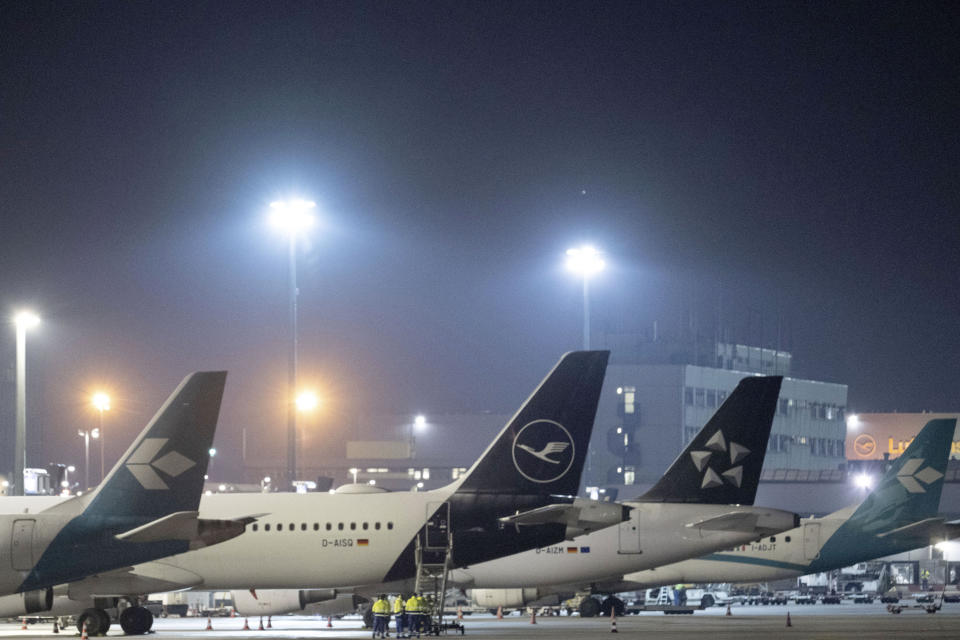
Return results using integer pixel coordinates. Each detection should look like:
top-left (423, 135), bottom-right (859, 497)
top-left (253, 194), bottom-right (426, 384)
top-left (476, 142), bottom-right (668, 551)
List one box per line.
top-left (269, 199), bottom-right (316, 490)
top-left (92, 392), bottom-right (110, 483)
top-left (13, 311), bottom-right (40, 496)
top-left (295, 390), bottom-right (319, 484)
top-left (78, 429), bottom-right (92, 490)
top-left (410, 414), bottom-right (426, 461)
top-left (565, 246), bottom-right (605, 349)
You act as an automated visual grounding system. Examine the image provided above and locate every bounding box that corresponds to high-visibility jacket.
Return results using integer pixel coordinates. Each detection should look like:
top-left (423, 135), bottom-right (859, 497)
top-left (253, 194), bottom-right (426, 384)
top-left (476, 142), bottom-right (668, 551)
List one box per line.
top-left (394, 597), bottom-right (405, 614)
top-left (372, 599), bottom-right (391, 616)
top-left (417, 596), bottom-right (428, 614)
top-left (406, 595), bottom-right (420, 613)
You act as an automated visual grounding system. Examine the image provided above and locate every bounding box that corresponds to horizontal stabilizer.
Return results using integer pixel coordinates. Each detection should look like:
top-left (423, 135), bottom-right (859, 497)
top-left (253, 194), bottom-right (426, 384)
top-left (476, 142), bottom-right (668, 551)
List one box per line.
top-left (498, 499), bottom-right (627, 538)
top-left (876, 517), bottom-right (945, 539)
top-left (685, 511), bottom-right (759, 532)
top-left (498, 504), bottom-right (575, 527)
top-left (116, 510), bottom-right (254, 549)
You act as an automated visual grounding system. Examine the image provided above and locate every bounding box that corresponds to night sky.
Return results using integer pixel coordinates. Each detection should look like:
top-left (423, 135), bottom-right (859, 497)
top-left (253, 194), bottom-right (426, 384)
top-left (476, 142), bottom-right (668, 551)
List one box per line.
top-left (2, 2), bottom-right (958, 479)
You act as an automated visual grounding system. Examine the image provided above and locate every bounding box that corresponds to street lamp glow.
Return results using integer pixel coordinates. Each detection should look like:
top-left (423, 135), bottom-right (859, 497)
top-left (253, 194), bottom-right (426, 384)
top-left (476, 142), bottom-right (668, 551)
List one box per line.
top-left (269, 199), bottom-right (316, 236)
top-left (846, 414), bottom-right (860, 430)
top-left (209, 448), bottom-right (217, 457)
top-left (854, 473), bottom-right (873, 489)
top-left (565, 245), bottom-right (605, 276)
top-left (296, 390), bottom-right (319, 412)
top-left (91, 392), bottom-right (111, 412)
top-left (565, 245), bottom-right (605, 350)
top-left (13, 311), bottom-right (41, 330)
top-left (414, 414), bottom-right (427, 431)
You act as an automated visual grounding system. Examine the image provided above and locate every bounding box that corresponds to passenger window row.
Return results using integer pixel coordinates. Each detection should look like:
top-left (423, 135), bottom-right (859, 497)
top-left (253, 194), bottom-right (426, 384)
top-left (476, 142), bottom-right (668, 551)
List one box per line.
top-left (250, 521), bottom-right (394, 532)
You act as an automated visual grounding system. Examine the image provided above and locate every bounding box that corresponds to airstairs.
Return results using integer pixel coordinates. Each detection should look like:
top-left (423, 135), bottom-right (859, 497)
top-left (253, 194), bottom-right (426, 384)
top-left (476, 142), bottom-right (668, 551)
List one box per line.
top-left (414, 502), bottom-right (463, 634)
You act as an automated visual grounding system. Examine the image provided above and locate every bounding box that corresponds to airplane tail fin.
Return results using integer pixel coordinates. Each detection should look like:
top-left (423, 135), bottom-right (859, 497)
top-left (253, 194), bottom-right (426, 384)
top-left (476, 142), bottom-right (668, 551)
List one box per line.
top-left (454, 351), bottom-right (609, 497)
top-left (848, 418), bottom-right (955, 528)
top-left (639, 376), bottom-right (783, 504)
top-left (78, 371), bottom-right (228, 520)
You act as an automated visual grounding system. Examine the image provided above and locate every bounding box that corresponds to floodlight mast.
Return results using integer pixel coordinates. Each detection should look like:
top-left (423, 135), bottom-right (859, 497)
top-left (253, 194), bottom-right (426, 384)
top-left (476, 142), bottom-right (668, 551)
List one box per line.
top-left (565, 246), bottom-right (605, 350)
top-left (13, 311), bottom-right (40, 496)
top-left (269, 199), bottom-right (316, 490)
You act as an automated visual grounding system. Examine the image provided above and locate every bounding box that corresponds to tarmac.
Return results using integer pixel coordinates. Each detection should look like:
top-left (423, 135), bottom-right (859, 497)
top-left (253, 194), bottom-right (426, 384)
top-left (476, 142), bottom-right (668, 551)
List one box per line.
top-left (6, 605), bottom-right (960, 640)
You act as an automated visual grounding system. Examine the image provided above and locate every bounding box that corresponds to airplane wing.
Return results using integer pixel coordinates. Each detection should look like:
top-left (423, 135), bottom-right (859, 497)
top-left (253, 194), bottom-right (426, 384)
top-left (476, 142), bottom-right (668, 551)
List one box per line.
top-left (66, 562), bottom-right (205, 599)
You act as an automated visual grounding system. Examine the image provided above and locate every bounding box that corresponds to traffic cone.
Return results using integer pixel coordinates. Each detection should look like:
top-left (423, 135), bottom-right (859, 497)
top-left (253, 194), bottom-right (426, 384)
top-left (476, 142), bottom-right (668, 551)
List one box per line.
top-left (457, 606), bottom-right (463, 621)
top-left (530, 608), bottom-right (536, 624)
top-left (610, 608), bottom-right (618, 633)
top-left (267, 616), bottom-right (273, 629)
top-left (205, 617), bottom-right (214, 631)
top-left (80, 621), bottom-right (88, 640)
top-left (52, 619), bottom-right (59, 634)
top-left (326, 616), bottom-right (333, 628)
top-left (231, 609), bottom-right (237, 618)
top-left (258, 616), bottom-right (264, 631)
top-left (243, 618), bottom-right (250, 631)
top-left (20, 618), bottom-right (27, 630)
top-left (726, 604), bottom-right (732, 616)
top-left (496, 606), bottom-right (503, 620)
top-left (786, 611), bottom-right (792, 627)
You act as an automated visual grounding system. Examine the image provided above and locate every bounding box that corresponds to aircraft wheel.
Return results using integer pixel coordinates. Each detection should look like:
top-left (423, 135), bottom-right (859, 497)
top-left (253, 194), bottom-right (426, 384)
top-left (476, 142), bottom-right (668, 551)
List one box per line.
top-left (578, 597), bottom-right (601, 618)
top-left (701, 594), bottom-right (715, 608)
top-left (78, 608), bottom-right (109, 636)
top-left (119, 606), bottom-right (154, 635)
top-left (600, 596), bottom-right (625, 617)
top-left (362, 607), bottom-right (374, 629)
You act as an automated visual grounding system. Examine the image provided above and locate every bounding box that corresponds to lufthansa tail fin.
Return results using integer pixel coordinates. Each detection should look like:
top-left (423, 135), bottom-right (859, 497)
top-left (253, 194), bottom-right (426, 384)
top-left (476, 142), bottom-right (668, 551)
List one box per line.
top-left (640, 376), bottom-right (782, 504)
top-left (74, 371), bottom-right (227, 520)
top-left (848, 418), bottom-right (955, 528)
top-left (455, 351), bottom-right (609, 497)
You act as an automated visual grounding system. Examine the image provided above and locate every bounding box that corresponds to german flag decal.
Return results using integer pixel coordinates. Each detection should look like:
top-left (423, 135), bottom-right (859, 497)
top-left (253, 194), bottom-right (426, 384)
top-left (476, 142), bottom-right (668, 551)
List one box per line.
top-left (357, 539), bottom-right (370, 546)
top-left (566, 547), bottom-right (578, 553)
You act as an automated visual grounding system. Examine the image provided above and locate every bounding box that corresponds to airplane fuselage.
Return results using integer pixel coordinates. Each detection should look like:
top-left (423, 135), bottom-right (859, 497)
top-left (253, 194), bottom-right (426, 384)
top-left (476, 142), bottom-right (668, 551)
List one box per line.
top-left (450, 502), bottom-right (797, 588)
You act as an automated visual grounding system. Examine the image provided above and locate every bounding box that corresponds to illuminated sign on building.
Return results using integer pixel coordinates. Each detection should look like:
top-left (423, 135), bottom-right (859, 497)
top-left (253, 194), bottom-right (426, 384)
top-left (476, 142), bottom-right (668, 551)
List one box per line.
top-left (845, 413), bottom-right (960, 461)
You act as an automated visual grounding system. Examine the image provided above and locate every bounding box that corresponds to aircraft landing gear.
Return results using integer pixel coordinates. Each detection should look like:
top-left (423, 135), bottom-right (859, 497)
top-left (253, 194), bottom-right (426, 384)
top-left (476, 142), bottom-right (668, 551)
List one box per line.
top-left (77, 608), bottom-right (111, 636)
top-left (578, 597), bottom-right (601, 618)
top-left (119, 606), bottom-right (154, 635)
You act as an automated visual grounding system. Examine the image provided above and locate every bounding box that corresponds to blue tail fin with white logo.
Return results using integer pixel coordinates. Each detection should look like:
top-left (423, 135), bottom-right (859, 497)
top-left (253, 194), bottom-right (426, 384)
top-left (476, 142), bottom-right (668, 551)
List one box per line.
top-left (812, 418), bottom-right (955, 570)
top-left (79, 371), bottom-right (227, 519)
top-left (639, 376), bottom-right (783, 504)
top-left (455, 351), bottom-right (609, 497)
top-left (847, 418), bottom-right (954, 530)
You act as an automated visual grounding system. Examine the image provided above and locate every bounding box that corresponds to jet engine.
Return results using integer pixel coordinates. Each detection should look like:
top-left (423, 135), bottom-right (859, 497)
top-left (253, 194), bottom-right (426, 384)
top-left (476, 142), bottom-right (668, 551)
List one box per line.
top-left (0, 589), bottom-right (53, 617)
top-left (471, 588), bottom-right (559, 608)
top-left (232, 589), bottom-right (339, 616)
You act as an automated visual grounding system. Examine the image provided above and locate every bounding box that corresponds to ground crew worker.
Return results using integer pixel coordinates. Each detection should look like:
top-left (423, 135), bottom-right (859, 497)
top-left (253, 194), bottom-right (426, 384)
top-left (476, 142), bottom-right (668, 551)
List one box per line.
top-left (372, 594), bottom-right (391, 639)
top-left (394, 593), bottom-right (407, 638)
top-left (406, 593), bottom-right (420, 638)
top-left (417, 592), bottom-right (429, 635)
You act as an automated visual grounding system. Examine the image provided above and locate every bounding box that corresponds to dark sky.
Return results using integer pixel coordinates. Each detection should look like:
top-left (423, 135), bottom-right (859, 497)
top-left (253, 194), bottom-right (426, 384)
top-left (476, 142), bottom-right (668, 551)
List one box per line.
top-left (2, 1), bottom-right (959, 479)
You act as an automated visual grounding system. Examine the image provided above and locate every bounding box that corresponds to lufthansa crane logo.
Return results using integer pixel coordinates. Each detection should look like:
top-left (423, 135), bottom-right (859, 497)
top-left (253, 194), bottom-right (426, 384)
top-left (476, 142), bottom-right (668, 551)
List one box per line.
top-left (854, 434), bottom-right (877, 457)
top-left (125, 438), bottom-right (196, 490)
top-left (512, 420), bottom-right (575, 484)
